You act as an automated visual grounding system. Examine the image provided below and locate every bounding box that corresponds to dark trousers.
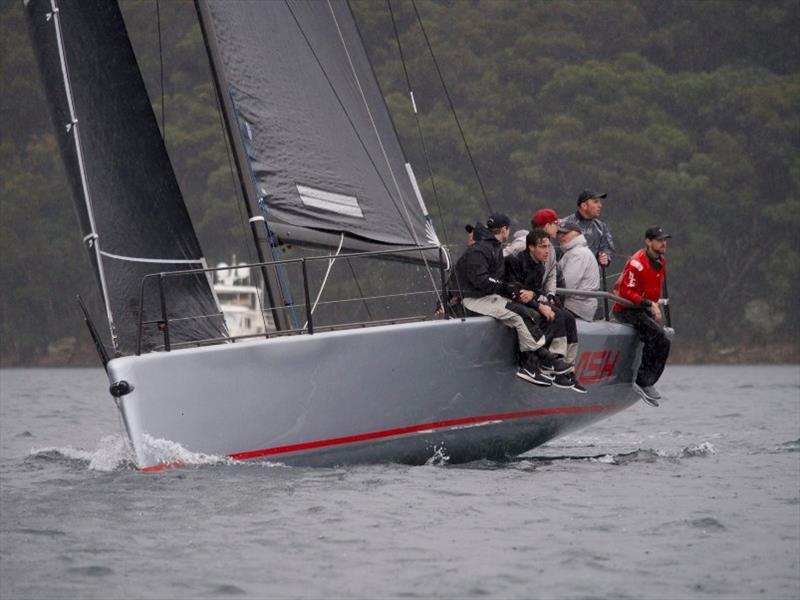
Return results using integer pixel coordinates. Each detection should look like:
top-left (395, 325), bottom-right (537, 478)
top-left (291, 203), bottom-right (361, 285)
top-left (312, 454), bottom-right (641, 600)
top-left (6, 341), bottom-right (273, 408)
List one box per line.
top-left (542, 306), bottom-right (578, 345)
top-left (616, 309), bottom-right (671, 387)
top-left (505, 301), bottom-right (545, 342)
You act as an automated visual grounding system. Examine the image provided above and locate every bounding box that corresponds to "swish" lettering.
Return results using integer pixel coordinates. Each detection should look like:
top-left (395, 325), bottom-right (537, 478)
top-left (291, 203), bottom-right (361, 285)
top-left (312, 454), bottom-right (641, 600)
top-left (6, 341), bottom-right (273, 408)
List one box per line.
top-left (573, 350), bottom-right (621, 385)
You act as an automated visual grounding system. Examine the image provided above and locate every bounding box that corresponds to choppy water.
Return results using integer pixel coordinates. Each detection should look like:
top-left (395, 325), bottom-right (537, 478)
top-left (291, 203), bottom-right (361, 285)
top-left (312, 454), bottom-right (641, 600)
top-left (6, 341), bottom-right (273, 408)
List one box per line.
top-left (1, 365), bottom-right (798, 599)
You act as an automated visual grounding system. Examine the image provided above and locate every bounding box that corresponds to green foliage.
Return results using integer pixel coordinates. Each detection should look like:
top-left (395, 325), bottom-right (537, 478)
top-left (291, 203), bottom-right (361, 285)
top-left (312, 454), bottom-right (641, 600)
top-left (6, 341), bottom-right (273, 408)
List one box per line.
top-left (1, 0), bottom-right (798, 362)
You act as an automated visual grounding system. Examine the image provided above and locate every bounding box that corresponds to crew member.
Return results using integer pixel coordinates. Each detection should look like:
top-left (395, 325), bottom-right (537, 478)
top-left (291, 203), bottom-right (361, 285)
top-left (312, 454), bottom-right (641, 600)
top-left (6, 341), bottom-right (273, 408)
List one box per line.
top-left (557, 222), bottom-right (600, 321)
top-left (508, 229), bottom-right (585, 393)
top-left (562, 190), bottom-right (616, 266)
top-left (452, 213), bottom-right (571, 386)
top-left (612, 226), bottom-right (672, 407)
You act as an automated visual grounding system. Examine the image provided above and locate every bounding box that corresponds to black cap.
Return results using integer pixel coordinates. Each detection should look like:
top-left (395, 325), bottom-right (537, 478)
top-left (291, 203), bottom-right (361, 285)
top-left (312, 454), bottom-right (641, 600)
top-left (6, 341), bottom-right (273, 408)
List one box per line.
top-left (577, 189), bottom-right (607, 205)
top-left (557, 220), bottom-right (581, 234)
top-left (645, 226), bottom-right (671, 240)
top-left (486, 213), bottom-right (511, 229)
top-left (464, 223), bottom-right (475, 234)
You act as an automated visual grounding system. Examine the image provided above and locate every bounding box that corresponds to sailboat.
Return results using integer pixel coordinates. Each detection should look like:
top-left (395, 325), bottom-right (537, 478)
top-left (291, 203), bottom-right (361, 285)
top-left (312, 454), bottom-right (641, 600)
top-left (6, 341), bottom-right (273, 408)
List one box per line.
top-left (25, 0), bottom-right (653, 470)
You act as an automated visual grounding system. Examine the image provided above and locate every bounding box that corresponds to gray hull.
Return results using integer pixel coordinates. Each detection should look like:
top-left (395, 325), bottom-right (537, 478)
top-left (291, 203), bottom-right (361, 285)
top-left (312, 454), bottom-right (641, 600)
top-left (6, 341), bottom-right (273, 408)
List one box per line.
top-left (107, 317), bottom-right (641, 470)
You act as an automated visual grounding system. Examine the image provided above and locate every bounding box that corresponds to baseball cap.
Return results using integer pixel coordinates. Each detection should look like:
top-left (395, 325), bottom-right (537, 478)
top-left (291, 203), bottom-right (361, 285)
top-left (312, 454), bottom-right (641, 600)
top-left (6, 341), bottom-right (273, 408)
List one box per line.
top-left (645, 226), bottom-right (671, 240)
top-left (577, 189), bottom-right (607, 205)
top-left (557, 221), bottom-right (581, 234)
top-left (486, 213), bottom-right (511, 229)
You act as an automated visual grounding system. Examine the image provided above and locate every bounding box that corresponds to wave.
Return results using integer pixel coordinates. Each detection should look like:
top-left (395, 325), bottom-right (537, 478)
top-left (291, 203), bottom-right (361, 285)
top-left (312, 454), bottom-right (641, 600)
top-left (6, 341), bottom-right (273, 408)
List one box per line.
top-left (525, 441), bottom-right (717, 466)
top-left (27, 435), bottom-right (136, 471)
top-left (771, 438), bottom-right (800, 453)
top-left (27, 434), bottom-right (289, 472)
top-left (424, 445), bottom-right (451, 466)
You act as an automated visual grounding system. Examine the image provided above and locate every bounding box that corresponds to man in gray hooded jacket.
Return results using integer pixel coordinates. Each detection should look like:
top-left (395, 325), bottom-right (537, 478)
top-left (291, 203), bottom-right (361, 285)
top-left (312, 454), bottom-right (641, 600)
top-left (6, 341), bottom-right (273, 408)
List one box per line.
top-left (557, 222), bottom-right (600, 321)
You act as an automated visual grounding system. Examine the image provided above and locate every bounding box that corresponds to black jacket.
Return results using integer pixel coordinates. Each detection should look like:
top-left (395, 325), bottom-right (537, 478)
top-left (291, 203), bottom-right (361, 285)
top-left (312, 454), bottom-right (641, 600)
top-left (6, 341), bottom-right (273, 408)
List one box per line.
top-left (507, 252), bottom-right (545, 308)
top-left (449, 238), bottom-right (515, 299)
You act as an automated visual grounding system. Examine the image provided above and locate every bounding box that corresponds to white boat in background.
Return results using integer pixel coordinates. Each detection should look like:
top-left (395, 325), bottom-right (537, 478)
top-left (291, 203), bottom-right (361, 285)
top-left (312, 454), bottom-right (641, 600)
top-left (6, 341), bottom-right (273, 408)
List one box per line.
top-left (213, 262), bottom-right (274, 338)
top-left (26, 0), bottom-right (659, 470)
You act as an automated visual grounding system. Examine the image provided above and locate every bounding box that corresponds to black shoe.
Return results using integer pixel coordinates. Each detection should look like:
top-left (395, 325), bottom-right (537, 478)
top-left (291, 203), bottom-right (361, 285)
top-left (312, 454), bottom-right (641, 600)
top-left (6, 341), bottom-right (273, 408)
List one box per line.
top-left (534, 348), bottom-right (573, 375)
top-left (552, 373), bottom-right (573, 389)
top-left (538, 354), bottom-right (573, 375)
top-left (568, 373), bottom-right (588, 394)
top-left (633, 382), bottom-right (660, 407)
top-left (516, 366), bottom-right (552, 387)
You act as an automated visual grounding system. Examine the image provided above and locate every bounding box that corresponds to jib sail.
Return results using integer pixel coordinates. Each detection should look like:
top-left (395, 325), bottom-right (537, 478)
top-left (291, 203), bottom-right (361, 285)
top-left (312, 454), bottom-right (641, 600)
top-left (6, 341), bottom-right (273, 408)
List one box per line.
top-left (25, 0), bottom-right (227, 355)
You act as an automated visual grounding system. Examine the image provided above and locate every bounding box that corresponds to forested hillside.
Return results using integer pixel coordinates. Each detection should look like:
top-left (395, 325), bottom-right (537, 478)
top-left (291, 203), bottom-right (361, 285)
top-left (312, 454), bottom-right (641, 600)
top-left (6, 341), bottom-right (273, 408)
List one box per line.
top-left (1, 0), bottom-right (798, 364)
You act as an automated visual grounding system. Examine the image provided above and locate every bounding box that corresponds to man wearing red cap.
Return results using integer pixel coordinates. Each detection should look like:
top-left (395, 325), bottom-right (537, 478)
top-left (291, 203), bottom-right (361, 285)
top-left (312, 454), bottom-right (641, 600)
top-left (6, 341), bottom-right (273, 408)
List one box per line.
top-left (503, 208), bottom-right (562, 300)
top-left (613, 226), bottom-right (672, 407)
top-left (450, 213), bottom-right (572, 386)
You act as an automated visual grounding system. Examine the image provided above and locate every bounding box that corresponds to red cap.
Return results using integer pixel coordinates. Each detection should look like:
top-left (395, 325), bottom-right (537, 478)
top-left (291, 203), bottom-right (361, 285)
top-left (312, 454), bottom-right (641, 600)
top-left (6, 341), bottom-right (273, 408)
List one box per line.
top-left (532, 208), bottom-right (559, 227)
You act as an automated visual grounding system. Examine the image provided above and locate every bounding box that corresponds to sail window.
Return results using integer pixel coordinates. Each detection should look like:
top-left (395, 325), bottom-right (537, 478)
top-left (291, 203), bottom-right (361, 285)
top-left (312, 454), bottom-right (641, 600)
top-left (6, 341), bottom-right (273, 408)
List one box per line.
top-left (297, 184), bottom-right (364, 219)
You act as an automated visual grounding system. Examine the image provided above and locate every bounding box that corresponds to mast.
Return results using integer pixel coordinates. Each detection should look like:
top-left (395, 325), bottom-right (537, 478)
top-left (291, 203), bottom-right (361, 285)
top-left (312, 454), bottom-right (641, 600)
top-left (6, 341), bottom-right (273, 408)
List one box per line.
top-left (47, 0), bottom-right (118, 351)
top-left (194, 0), bottom-right (290, 331)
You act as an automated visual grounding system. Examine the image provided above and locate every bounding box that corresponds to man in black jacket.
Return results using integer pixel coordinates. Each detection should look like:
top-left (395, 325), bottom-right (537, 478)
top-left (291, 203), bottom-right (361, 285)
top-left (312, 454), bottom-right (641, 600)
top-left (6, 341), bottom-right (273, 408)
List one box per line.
top-left (450, 213), bottom-right (571, 386)
top-left (507, 229), bottom-right (585, 393)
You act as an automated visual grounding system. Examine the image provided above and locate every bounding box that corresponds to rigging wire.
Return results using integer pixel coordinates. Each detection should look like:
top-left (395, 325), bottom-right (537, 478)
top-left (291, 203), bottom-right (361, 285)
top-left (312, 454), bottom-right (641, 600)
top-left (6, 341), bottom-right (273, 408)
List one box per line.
top-left (155, 0), bottom-right (165, 141)
top-left (325, 0), bottom-right (442, 303)
top-left (345, 258), bottom-right (374, 321)
top-left (283, 1), bottom-right (419, 245)
top-left (303, 233), bottom-right (345, 329)
top-left (386, 0), bottom-right (451, 252)
top-left (410, 0), bottom-right (492, 213)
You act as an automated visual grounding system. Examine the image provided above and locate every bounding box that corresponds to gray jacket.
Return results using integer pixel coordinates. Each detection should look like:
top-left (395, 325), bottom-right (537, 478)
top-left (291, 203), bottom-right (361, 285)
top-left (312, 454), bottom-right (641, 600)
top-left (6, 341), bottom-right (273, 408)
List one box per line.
top-left (558, 234), bottom-right (600, 321)
top-left (562, 212), bottom-right (615, 263)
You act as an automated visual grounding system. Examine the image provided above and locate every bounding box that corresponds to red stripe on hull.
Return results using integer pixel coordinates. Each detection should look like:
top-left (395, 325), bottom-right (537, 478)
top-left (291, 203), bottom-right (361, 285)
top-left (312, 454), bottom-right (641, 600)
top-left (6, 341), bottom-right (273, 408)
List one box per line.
top-left (139, 403), bottom-right (619, 472)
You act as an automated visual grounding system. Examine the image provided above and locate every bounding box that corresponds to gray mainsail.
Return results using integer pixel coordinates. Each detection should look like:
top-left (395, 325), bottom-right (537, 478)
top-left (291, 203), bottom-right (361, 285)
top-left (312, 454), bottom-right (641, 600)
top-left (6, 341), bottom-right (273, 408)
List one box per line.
top-left (196, 0), bottom-right (441, 259)
top-left (25, 0), bottom-right (227, 355)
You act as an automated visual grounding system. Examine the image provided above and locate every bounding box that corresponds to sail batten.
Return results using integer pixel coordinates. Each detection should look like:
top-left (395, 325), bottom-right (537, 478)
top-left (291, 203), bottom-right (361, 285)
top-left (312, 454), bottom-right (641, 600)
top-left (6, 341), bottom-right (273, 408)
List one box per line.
top-left (26, 0), bottom-right (227, 355)
top-left (197, 0), bottom-right (440, 257)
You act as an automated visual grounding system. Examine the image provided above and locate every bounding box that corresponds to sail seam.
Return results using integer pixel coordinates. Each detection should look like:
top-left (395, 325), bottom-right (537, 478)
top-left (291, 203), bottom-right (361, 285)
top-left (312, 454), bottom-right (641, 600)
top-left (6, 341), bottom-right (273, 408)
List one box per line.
top-left (98, 251), bottom-right (205, 265)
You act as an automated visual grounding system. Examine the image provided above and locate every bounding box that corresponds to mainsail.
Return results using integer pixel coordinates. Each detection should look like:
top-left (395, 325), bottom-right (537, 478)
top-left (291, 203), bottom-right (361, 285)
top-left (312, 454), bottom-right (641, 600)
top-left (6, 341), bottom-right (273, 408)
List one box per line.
top-left (25, 0), bottom-right (227, 355)
top-left (196, 0), bottom-right (441, 259)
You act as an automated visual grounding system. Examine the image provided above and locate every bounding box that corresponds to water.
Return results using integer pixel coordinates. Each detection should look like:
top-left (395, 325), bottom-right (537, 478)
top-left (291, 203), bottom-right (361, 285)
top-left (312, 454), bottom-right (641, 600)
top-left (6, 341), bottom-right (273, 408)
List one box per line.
top-left (1, 365), bottom-right (798, 599)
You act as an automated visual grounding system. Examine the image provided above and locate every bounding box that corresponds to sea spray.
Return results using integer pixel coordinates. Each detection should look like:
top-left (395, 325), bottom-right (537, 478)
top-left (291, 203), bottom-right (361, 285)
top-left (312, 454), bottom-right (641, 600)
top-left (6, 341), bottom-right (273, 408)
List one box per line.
top-left (29, 434), bottom-right (135, 471)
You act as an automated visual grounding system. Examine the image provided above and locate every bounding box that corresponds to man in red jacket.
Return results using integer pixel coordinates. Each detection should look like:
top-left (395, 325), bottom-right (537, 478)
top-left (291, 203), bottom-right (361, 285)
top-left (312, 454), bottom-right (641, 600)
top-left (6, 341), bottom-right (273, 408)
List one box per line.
top-left (612, 226), bottom-right (672, 407)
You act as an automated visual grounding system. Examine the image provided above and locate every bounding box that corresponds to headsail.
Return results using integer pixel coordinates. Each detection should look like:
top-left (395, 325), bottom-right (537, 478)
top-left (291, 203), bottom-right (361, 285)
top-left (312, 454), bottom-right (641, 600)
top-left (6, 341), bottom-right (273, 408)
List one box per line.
top-left (25, 0), bottom-right (227, 355)
top-left (196, 0), bottom-right (441, 260)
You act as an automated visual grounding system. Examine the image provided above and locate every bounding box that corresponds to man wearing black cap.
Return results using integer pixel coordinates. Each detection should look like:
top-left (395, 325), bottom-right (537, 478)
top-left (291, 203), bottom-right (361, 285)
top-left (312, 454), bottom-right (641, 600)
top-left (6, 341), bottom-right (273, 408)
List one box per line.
top-left (451, 213), bottom-right (572, 386)
top-left (464, 221), bottom-right (492, 246)
top-left (562, 190), bottom-right (616, 266)
top-left (612, 226), bottom-right (672, 406)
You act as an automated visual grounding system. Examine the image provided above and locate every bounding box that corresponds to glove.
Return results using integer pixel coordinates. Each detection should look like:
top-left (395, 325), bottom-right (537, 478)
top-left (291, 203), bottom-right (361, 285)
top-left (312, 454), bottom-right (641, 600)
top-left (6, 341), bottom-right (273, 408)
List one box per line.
top-left (504, 282), bottom-right (521, 300)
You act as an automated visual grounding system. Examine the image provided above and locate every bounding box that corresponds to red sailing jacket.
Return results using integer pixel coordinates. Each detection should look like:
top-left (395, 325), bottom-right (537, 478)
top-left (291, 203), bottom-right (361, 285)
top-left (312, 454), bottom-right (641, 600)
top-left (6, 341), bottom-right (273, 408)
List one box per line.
top-left (612, 249), bottom-right (666, 312)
